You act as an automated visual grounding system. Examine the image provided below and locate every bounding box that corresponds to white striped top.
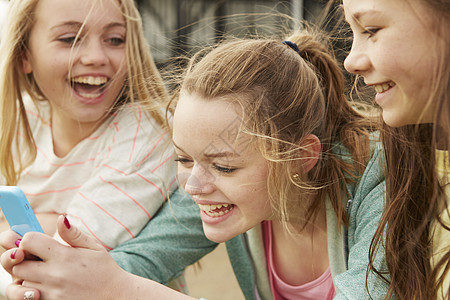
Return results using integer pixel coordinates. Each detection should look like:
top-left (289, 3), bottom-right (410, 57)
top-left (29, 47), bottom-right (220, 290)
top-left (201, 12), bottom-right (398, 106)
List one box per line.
top-left (11, 97), bottom-right (176, 250)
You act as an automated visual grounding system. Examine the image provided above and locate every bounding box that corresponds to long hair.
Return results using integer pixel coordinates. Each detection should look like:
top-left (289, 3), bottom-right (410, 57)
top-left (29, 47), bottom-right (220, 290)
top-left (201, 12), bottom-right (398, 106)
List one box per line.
top-left (173, 24), bottom-right (377, 229)
top-left (0, 0), bottom-right (169, 185)
top-left (351, 0), bottom-right (450, 298)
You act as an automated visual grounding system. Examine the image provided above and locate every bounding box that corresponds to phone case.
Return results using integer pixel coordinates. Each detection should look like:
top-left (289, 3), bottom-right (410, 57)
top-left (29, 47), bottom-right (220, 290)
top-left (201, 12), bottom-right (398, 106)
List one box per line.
top-left (0, 186), bottom-right (44, 236)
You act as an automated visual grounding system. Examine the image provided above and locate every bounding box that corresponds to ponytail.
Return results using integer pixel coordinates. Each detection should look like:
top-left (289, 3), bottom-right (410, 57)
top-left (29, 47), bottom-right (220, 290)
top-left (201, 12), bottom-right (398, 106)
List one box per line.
top-left (180, 24), bottom-right (378, 228)
top-left (284, 27), bottom-right (378, 225)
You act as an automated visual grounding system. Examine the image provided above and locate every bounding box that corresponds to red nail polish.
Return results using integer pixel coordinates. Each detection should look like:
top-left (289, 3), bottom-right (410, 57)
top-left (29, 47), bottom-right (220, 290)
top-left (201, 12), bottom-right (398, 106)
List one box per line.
top-left (64, 215), bottom-right (71, 229)
top-left (15, 239), bottom-right (21, 247)
top-left (10, 249), bottom-right (17, 259)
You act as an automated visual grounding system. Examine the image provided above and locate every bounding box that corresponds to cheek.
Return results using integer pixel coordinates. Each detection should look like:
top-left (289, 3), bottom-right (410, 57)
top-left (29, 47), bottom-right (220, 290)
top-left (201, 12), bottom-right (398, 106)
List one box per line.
top-left (176, 169), bottom-right (190, 188)
top-left (112, 66), bottom-right (127, 87)
top-left (112, 51), bottom-right (127, 71)
top-left (245, 181), bottom-right (269, 206)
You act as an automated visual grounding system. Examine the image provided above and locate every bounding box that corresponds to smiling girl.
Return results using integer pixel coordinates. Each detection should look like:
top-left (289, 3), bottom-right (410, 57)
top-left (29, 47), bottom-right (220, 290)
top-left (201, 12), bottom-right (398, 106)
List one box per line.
top-left (342, 0), bottom-right (449, 299)
top-left (0, 0), bottom-right (178, 292)
top-left (1, 26), bottom-right (391, 300)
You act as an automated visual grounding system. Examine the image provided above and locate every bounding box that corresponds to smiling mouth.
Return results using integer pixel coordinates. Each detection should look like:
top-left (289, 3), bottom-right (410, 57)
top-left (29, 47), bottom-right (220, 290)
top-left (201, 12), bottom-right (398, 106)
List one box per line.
top-left (71, 76), bottom-right (109, 99)
top-left (374, 81), bottom-right (395, 93)
top-left (197, 203), bottom-right (234, 217)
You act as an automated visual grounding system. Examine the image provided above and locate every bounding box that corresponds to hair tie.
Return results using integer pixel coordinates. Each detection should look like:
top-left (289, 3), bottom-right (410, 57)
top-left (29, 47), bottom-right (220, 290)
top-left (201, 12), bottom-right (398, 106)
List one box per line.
top-left (282, 41), bottom-right (301, 56)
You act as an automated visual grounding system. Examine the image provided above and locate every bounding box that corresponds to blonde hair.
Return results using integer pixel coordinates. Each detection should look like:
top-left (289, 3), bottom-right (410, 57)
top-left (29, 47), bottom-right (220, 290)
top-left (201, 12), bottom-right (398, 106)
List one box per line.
top-left (175, 24), bottom-right (377, 228)
top-left (0, 0), bottom-right (169, 185)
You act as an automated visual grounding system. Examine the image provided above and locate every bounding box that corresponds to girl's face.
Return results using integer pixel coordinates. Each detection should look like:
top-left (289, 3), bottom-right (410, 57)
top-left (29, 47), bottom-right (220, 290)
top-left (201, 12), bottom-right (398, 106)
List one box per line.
top-left (343, 0), bottom-right (443, 127)
top-left (22, 0), bottom-right (127, 132)
top-left (173, 94), bottom-right (272, 243)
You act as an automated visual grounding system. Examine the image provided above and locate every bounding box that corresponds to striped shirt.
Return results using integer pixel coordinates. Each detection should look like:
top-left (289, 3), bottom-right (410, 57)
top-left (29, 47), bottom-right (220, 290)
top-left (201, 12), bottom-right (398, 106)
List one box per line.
top-left (11, 97), bottom-right (176, 250)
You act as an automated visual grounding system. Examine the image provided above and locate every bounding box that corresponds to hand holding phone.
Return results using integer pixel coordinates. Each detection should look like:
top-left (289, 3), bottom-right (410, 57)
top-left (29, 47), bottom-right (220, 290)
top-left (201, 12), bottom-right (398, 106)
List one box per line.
top-left (0, 186), bottom-right (44, 236)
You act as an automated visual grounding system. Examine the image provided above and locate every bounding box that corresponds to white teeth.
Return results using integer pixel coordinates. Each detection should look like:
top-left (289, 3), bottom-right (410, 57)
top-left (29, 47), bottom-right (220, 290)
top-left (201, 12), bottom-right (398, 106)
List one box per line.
top-left (72, 76), bottom-right (108, 86)
top-left (198, 203), bottom-right (233, 217)
top-left (374, 82), bottom-right (394, 93)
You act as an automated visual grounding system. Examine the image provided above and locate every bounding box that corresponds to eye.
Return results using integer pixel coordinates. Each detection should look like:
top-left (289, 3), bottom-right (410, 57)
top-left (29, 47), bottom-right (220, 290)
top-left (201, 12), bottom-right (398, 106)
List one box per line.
top-left (213, 164), bottom-right (237, 174)
top-left (174, 157), bottom-right (193, 168)
top-left (361, 27), bottom-right (380, 38)
top-left (58, 36), bottom-right (78, 45)
top-left (107, 36), bottom-right (125, 46)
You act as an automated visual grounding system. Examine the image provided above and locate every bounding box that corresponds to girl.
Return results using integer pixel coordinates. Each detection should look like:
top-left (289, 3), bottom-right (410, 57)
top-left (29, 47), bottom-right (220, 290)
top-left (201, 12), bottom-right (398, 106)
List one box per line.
top-left (0, 0), bottom-right (175, 245)
top-left (342, 0), bottom-right (449, 299)
top-left (1, 26), bottom-right (389, 299)
top-left (0, 0), bottom-right (183, 294)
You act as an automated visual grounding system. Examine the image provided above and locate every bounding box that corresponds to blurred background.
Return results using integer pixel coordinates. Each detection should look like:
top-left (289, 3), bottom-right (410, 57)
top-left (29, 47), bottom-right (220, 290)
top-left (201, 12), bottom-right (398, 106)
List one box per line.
top-left (136, 0), bottom-right (332, 63)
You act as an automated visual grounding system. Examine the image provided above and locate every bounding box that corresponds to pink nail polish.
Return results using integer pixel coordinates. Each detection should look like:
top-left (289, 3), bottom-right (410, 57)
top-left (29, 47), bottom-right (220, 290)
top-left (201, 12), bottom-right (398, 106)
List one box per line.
top-left (10, 249), bottom-right (17, 259)
top-left (15, 239), bottom-right (21, 247)
top-left (64, 215), bottom-right (71, 229)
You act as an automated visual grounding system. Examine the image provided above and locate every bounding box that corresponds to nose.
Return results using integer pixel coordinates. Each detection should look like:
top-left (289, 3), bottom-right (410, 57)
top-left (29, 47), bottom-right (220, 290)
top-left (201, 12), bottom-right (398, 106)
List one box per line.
top-left (183, 163), bottom-right (215, 196)
top-left (79, 38), bottom-right (108, 66)
top-left (344, 43), bottom-right (370, 75)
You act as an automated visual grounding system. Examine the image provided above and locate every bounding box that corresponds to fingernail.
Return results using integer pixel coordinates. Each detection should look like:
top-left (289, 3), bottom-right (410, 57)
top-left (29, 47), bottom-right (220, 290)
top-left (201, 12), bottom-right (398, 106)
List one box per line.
top-left (15, 239), bottom-right (21, 247)
top-left (10, 249), bottom-right (17, 259)
top-left (24, 290), bottom-right (35, 300)
top-left (64, 215), bottom-right (71, 229)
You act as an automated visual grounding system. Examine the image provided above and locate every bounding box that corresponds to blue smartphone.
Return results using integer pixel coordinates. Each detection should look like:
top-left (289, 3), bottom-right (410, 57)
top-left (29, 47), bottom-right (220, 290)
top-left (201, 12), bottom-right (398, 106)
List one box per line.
top-left (0, 186), bottom-right (44, 236)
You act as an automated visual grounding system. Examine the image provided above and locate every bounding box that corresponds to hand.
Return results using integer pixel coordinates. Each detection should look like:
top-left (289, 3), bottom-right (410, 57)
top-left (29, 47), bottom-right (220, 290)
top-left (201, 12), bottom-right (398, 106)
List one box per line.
top-left (2, 215), bottom-right (132, 300)
top-left (0, 212), bottom-right (58, 255)
top-left (0, 227), bottom-right (22, 253)
top-left (0, 221), bottom-right (21, 255)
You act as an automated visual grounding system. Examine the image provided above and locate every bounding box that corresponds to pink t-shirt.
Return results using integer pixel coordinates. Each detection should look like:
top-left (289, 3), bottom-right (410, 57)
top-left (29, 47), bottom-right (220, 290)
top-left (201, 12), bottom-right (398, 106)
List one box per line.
top-left (262, 221), bottom-right (336, 300)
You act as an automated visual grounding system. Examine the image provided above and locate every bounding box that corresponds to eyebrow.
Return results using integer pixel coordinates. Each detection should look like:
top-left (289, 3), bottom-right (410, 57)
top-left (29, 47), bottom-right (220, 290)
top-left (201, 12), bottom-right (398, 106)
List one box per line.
top-left (173, 142), bottom-right (240, 159)
top-left (104, 22), bottom-right (126, 30)
top-left (203, 152), bottom-right (239, 159)
top-left (50, 21), bottom-right (126, 32)
top-left (350, 9), bottom-right (380, 23)
top-left (50, 22), bottom-right (82, 31)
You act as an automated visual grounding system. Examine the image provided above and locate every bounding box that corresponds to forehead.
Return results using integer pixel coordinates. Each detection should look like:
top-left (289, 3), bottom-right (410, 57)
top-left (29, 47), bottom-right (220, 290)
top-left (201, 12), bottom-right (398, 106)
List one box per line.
top-left (173, 94), bottom-right (252, 156)
top-left (342, 0), bottom-right (382, 20)
top-left (33, 0), bottom-right (124, 27)
top-left (342, 0), bottom-right (432, 20)
top-left (342, 0), bottom-right (439, 36)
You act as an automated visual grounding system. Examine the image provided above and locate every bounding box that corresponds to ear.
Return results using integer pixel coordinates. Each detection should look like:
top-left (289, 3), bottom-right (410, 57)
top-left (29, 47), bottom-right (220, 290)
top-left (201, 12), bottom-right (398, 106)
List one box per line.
top-left (21, 50), bottom-right (33, 74)
top-left (299, 134), bottom-right (321, 173)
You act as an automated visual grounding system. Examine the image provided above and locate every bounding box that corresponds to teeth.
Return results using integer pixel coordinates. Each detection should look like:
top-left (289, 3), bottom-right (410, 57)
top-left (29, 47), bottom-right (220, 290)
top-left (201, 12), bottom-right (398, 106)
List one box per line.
top-left (72, 76), bottom-right (108, 86)
top-left (198, 203), bottom-right (233, 217)
top-left (78, 91), bottom-right (102, 98)
top-left (374, 82), bottom-right (394, 93)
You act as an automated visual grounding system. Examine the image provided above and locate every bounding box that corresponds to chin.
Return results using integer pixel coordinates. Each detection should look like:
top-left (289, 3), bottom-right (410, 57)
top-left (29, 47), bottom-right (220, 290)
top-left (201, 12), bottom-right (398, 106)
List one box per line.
top-left (382, 111), bottom-right (409, 128)
top-left (383, 113), bottom-right (433, 128)
top-left (204, 233), bottom-right (230, 243)
top-left (203, 227), bottom-right (235, 243)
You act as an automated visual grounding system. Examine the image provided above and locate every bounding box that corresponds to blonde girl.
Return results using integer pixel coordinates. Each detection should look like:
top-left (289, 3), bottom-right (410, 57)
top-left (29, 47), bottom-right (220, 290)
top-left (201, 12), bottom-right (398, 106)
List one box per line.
top-left (0, 0), bottom-right (181, 293)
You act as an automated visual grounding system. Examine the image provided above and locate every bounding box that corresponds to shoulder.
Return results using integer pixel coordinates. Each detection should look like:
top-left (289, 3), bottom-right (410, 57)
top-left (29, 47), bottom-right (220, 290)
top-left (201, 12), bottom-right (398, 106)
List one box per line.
top-left (23, 95), bottom-right (50, 127)
top-left (338, 131), bottom-right (385, 200)
top-left (94, 104), bottom-right (168, 145)
top-left (87, 104), bottom-right (172, 163)
top-left (109, 104), bottom-right (167, 137)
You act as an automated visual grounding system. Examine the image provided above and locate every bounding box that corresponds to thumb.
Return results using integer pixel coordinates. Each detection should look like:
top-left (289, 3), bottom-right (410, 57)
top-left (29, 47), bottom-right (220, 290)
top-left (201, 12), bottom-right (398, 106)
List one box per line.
top-left (57, 215), bottom-right (104, 251)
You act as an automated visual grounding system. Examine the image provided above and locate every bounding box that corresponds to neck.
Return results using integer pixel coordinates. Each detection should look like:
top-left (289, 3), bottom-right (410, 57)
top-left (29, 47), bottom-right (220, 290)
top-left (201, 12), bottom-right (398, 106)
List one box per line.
top-left (270, 208), bottom-right (329, 285)
top-left (51, 114), bottom-right (106, 157)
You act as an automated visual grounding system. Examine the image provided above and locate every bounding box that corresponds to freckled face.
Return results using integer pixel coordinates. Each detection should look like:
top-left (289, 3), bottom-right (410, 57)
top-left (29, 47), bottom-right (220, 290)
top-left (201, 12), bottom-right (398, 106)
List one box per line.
top-left (173, 93), bottom-right (272, 243)
top-left (343, 0), bottom-right (444, 126)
